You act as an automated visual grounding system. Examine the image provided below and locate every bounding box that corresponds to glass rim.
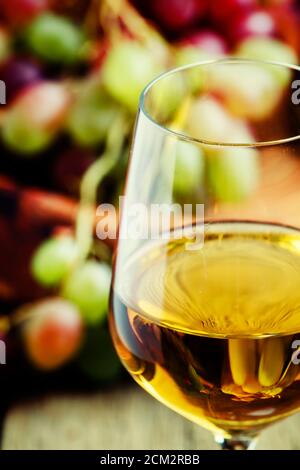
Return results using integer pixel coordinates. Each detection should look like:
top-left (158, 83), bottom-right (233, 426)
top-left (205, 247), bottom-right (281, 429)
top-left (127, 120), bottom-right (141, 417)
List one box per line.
top-left (139, 57), bottom-right (300, 148)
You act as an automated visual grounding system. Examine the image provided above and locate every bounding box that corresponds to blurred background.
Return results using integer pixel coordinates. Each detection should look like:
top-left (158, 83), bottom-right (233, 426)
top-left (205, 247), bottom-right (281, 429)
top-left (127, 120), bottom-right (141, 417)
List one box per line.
top-left (0, 0), bottom-right (300, 449)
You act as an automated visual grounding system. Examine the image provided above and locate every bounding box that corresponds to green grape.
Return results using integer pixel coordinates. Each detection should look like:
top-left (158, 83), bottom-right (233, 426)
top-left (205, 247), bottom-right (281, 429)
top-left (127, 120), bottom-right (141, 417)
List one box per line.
top-left (102, 41), bottom-right (158, 113)
top-left (63, 261), bottom-right (111, 325)
top-left (174, 141), bottom-right (205, 198)
top-left (68, 84), bottom-right (118, 147)
top-left (236, 37), bottom-right (297, 87)
top-left (208, 63), bottom-right (281, 120)
top-left (186, 95), bottom-right (258, 147)
top-left (0, 29), bottom-right (10, 64)
top-left (175, 46), bottom-right (212, 93)
top-left (175, 46), bottom-right (212, 67)
top-left (186, 96), bottom-right (235, 143)
top-left (2, 109), bottom-right (51, 155)
top-left (31, 236), bottom-right (78, 287)
top-left (25, 13), bottom-right (85, 64)
top-left (150, 73), bottom-right (186, 122)
top-left (207, 146), bottom-right (259, 203)
top-left (77, 326), bottom-right (121, 382)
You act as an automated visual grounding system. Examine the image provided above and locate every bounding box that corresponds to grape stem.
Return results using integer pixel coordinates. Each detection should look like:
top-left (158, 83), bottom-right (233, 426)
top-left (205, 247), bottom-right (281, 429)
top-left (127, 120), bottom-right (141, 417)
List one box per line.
top-left (100, 0), bottom-right (170, 64)
top-left (75, 112), bottom-right (128, 262)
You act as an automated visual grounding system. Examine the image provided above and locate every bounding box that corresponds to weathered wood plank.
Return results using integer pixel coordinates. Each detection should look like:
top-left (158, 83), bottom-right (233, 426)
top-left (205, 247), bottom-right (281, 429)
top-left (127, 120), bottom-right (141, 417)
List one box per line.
top-left (2, 386), bottom-right (300, 450)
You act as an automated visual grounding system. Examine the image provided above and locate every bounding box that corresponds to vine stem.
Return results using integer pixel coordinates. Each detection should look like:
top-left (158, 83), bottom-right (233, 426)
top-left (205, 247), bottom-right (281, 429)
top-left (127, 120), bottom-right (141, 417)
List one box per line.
top-left (100, 0), bottom-right (170, 64)
top-left (75, 112), bottom-right (128, 262)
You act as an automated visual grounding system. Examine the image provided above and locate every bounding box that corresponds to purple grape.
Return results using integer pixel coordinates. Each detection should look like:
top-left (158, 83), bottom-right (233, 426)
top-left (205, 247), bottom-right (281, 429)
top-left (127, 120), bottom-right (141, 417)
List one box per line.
top-left (148, 0), bottom-right (207, 33)
top-left (0, 58), bottom-right (42, 102)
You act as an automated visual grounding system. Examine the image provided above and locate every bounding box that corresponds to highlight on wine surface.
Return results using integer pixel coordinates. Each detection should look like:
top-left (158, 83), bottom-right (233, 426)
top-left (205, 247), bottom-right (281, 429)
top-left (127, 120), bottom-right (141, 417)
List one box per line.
top-left (109, 59), bottom-right (300, 450)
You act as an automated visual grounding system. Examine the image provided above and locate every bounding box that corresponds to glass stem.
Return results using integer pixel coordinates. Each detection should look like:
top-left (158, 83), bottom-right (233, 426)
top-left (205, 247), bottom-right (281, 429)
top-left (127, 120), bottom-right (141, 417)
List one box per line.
top-left (215, 433), bottom-right (258, 450)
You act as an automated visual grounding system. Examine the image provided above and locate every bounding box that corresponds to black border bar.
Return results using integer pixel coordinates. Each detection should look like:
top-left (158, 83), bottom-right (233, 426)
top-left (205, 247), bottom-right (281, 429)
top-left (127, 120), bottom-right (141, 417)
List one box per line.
top-left (0, 450), bottom-right (296, 466)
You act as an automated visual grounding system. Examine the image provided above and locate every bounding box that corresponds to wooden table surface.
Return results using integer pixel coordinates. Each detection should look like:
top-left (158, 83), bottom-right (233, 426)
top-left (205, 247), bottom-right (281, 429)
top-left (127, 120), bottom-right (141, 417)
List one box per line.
top-left (2, 385), bottom-right (300, 450)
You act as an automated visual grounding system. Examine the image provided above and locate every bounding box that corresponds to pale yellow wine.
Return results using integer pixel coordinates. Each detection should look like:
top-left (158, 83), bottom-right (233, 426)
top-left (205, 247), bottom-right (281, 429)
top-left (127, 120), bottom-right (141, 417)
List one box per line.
top-left (110, 222), bottom-right (300, 434)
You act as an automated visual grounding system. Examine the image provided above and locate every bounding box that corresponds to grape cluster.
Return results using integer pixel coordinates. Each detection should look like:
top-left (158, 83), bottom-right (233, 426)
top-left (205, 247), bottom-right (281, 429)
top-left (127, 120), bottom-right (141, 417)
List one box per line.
top-left (27, 234), bottom-right (113, 373)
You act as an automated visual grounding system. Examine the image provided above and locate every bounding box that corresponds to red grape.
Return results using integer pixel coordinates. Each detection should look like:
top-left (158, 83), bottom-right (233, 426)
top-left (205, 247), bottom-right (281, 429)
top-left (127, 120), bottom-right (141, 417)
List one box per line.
top-left (180, 29), bottom-right (228, 55)
top-left (262, 0), bottom-right (295, 5)
top-left (2, 82), bottom-right (71, 155)
top-left (15, 81), bottom-right (71, 132)
top-left (22, 297), bottom-right (83, 370)
top-left (268, 5), bottom-right (300, 54)
top-left (209, 0), bottom-right (257, 24)
top-left (1, 0), bottom-right (49, 27)
top-left (148, 0), bottom-right (207, 32)
top-left (226, 8), bottom-right (276, 44)
top-left (0, 58), bottom-right (42, 102)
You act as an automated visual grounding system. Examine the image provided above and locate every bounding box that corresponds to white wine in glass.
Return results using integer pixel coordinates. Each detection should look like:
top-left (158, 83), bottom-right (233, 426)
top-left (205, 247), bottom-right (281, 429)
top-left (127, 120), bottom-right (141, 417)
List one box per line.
top-left (110, 59), bottom-right (300, 450)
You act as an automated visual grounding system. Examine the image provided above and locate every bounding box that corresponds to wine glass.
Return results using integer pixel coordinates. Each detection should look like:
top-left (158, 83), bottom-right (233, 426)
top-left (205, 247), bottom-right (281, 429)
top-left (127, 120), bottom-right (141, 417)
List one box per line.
top-left (109, 59), bottom-right (300, 450)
